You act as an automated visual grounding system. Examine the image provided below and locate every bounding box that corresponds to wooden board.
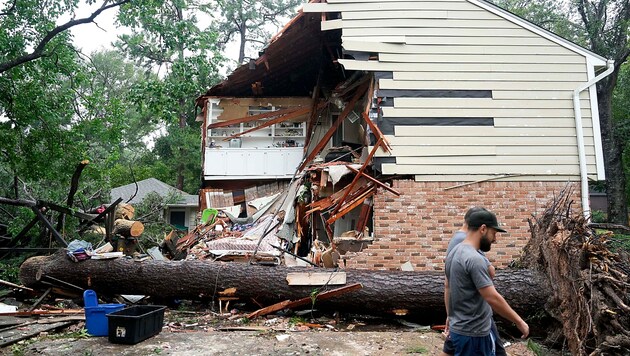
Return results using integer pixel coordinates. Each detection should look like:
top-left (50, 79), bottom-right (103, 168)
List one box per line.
top-left (414, 174), bottom-right (582, 182)
top-left (338, 59), bottom-right (587, 73)
top-left (286, 272), bottom-right (348, 286)
top-left (381, 163), bottom-right (591, 175)
top-left (392, 98), bottom-right (589, 109)
top-left (391, 126), bottom-right (593, 137)
top-left (383, 135), bottom-right (592, 146)
top-left (383, 107), bottom-right (590, 119)
top-left (392, 71), bottom-right (587, 82)
top-left (346, 42), bottom-right (576, 56)
top-left (0, 321), bottom-right (75, 347)
top-left (380, 79), bottom-right (587, 91)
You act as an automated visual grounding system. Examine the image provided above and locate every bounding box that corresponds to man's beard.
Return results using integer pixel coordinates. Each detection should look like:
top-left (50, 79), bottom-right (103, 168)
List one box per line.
top-left (480, 234), bottom-right (492, 252)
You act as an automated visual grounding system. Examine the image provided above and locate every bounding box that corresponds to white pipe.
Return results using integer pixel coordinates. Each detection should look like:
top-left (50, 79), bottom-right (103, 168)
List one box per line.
top-left (573, 59), bottom-right (614, 219)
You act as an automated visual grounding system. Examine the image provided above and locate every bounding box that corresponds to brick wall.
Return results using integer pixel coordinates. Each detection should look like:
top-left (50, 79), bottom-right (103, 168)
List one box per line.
top-left (344, 180), bottom-right (581, 271)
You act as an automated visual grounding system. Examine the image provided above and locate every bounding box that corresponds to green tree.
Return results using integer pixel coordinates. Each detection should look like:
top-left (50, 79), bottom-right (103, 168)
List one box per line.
top-left (209, 0), bottom-right (302, 64)
top-left (116, 0), bottom-right (223, 193)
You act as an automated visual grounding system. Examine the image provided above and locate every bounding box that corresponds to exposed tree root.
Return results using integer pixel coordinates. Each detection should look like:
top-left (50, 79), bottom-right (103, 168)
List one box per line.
top-left (522, 185), bottom-right (630, 355)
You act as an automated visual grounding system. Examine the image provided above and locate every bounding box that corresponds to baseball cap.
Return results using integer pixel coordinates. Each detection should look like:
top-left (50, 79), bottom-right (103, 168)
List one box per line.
top-left (467, 210), bottom-right (507, 233)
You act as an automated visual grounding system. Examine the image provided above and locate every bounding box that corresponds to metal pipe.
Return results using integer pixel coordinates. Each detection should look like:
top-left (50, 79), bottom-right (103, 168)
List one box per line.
top-left (573, 59), bottom-right (614, 219)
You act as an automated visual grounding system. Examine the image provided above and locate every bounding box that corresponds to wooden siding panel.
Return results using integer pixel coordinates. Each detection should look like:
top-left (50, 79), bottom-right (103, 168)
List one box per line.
top-left (391, 126), bottom-right (593, 137)
top-left (343, 41), bottom-right (577, 56)
top-left (396, 155), bottom-right (579, 165)
top-left (373, 146), bottom-right (593, 157)
top-left (384, 135), bottom-right (594, 146)
top-left (402, 36), bottom-right (557, 46)
top-left (393, 98), bottom-right (590, 109)
top-left (392, 71), bottom-right (587, 82)
top-left (343, 27), bottom-right (535, 37)
top-left (339, 59), bottom-right (587, 73)
top-left (413, 174), bottom-right (581, 182)
top-left (380, 80), bottom-right (586, 91)
top-left (493, 118), bottom-right (593, 129)
top-left (492, 91), bottom-right (589, 100)
top-left (381, 163), bottom-right (588, 175)
top-left (378, 53), bottom-right (586, 64)
top-left (383, 107), bottom-right (591, 118)
top-left (339, 19), bottom-right (521, 29)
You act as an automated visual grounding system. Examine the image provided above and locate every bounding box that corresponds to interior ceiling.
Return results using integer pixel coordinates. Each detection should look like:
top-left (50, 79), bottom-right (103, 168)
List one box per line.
top-left (206, 12), bottom-right (343, 98)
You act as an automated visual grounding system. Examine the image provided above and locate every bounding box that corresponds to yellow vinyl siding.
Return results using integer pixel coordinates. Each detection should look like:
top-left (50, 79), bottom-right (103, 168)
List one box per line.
top-left (304, 0), bottom-right (601, 181)
top-left (338, 59), bottom-right (588, 73)
top-left (343, 41), bottom-right (578, 56)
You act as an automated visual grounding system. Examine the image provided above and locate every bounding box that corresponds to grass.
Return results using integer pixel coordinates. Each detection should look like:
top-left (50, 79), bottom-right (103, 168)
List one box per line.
top-left (288, 316), bottom-right (307, 326)
top-left (405, 345), bottom-right (428, 354)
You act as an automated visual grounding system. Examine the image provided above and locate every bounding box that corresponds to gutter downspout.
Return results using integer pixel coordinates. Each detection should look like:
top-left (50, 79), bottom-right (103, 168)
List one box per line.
top-left (573, 59), bottom-right (614, 219)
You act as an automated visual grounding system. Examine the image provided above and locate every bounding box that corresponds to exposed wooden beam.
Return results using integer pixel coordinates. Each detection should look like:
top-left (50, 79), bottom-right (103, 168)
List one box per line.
top-left (332, 137), bottom-right (384, 215)
top-left (224, 103), bottom-right (326, 140)
top-left (299, 80), bottom-right (370, 171)
top-left (345, 165), bottom-right (400, 196)
top-left (327, 186), bottom-right (376, 225)
top-left (207, 106), bottom-right (303, 129)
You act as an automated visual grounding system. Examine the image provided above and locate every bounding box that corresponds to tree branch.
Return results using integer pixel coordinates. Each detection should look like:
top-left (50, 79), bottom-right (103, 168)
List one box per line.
top-left (0, 0), bottom-right (17, 17)
top-left (0, 0), bottom-right (132, 74)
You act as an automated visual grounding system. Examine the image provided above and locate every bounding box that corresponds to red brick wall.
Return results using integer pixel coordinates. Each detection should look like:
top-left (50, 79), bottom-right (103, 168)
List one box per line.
top-left (344, 180), bottom-right (581, 271)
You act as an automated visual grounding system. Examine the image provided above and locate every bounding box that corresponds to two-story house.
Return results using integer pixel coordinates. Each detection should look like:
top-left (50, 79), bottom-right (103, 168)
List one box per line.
top-left (196, 0), bottom-right (611, 270)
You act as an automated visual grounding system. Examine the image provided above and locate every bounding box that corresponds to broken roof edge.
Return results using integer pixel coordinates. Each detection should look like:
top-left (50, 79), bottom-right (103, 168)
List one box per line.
top-left (203, 0), bottom-right (326, 98)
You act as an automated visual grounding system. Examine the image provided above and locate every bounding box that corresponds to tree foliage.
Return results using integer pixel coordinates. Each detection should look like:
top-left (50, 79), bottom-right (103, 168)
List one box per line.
top-left (209, 0), bottom-right (301, 64)
top-left (116, 0), bottom-right (223, 193)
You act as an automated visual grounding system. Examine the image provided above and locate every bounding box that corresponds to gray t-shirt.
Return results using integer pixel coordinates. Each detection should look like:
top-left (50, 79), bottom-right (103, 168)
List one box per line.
top-left (445, 243), bottom-right (494, 337)
top-left (446, 230), bottom-right (490, 266)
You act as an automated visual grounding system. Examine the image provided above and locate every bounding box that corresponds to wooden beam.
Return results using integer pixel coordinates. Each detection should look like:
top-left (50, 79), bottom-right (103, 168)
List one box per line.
top-left (247, 283), bottom-right (362, 319)
top-left (77, 197), bottom-right (122, 233)
top-left (362, 111), bottom-right (392, 153)
top-left (327, 186), bottom-right (376, 225)
top-left (332, 137), bottom-right (384, 215)
top-left (345, 165), bottom-right (400, 196)
top-left (207, 106), bottom-right (303, 129)
top-left (32, 207), bottom-right (67, 247)
top-left (304, 74), bottom-right (323, 152)
top-left (0, 278), bottom-right (34, 291)
top-left (299, 80), bottom-right (370, 171)
top-left (224, 103), bottom-right (325, 141)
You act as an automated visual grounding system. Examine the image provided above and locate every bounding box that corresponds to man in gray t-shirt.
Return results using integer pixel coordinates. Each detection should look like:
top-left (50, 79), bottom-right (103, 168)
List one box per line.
top-left (444, 209), bottom-right (529, 355)
top-left (446, 243), bottom-right (494, 336)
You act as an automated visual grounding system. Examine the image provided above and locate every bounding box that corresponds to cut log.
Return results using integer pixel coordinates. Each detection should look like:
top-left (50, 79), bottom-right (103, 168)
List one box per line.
top-left (19, 252), bottom-right (549, 318)
top-left (115, 203), bottom-right (135, 220)
top-left (113, 219), bottom-right (144, 237)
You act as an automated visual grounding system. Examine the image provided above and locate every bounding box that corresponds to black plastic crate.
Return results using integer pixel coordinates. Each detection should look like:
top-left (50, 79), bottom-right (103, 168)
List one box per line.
top-left (107, 305), bottom-right (166, 344)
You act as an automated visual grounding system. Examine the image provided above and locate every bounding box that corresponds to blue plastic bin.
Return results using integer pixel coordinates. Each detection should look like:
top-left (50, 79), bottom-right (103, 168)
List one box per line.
top-left (83, 290), bottom-right (125, 336)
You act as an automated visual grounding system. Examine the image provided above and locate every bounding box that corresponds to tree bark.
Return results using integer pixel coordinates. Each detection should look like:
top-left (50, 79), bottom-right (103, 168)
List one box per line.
top-left (113, 219), bottom-right (144, 237)
top-left (598, 80), bottom-right (629, 225)
top-left (114, 203), bottom-right (135, 220)
top-left (19, 253), bottom-right (549, 317)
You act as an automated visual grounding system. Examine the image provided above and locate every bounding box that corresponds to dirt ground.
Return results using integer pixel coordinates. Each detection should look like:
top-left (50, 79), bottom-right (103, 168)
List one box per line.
top-left (1, 310), bottom-right (540, 356)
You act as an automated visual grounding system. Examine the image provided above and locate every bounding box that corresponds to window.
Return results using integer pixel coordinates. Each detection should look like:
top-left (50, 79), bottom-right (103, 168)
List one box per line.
top-left (169, 211), bottom-right (186, 229)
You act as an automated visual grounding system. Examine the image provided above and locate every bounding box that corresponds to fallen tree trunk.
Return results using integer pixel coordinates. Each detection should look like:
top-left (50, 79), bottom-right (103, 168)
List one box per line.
top-left (19, 252), bottom-right (549, 317)
top-left (113, 219), bottom-right (143, 237)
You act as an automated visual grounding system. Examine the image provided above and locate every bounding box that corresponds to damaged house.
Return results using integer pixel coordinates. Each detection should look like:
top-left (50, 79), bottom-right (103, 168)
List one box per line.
top-left (194, 0), bottom-right (610, 271)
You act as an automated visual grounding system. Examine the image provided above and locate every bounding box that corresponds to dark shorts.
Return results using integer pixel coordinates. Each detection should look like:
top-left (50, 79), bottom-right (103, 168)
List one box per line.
top-left (442, 321), bottom-right (506, 356)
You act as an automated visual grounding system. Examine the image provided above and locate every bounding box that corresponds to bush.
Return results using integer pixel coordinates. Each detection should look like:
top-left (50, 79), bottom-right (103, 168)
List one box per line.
top-left (591, 210), bottom-right (608, 223)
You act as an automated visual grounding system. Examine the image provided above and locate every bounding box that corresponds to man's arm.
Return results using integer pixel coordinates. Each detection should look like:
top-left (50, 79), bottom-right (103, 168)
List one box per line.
top-left (478, 285), bottom-right (529, 338)
top-left (444, 277), bottom-right (450, 335)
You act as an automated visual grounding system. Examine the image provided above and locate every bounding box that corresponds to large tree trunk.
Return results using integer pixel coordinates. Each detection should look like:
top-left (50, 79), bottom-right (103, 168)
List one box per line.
top-left (113, 219), bottom-right (144, 237)
top-left (19, 253), bottom-right (549, 318)
top-left (598, 79), bottom-right (629, 225)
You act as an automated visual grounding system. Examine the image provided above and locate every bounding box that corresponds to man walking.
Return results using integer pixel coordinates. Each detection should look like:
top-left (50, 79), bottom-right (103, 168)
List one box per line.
top-left (444, 209), bottom-right (529, 355)
top-left (442, 207), bottom-right (504, 356)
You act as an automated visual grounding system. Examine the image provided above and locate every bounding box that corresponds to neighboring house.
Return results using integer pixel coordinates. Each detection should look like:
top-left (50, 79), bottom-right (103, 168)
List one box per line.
top-left (195, 0), bottom-right (610, 270)
top-left (110, 178), bottom-right (199, 231)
